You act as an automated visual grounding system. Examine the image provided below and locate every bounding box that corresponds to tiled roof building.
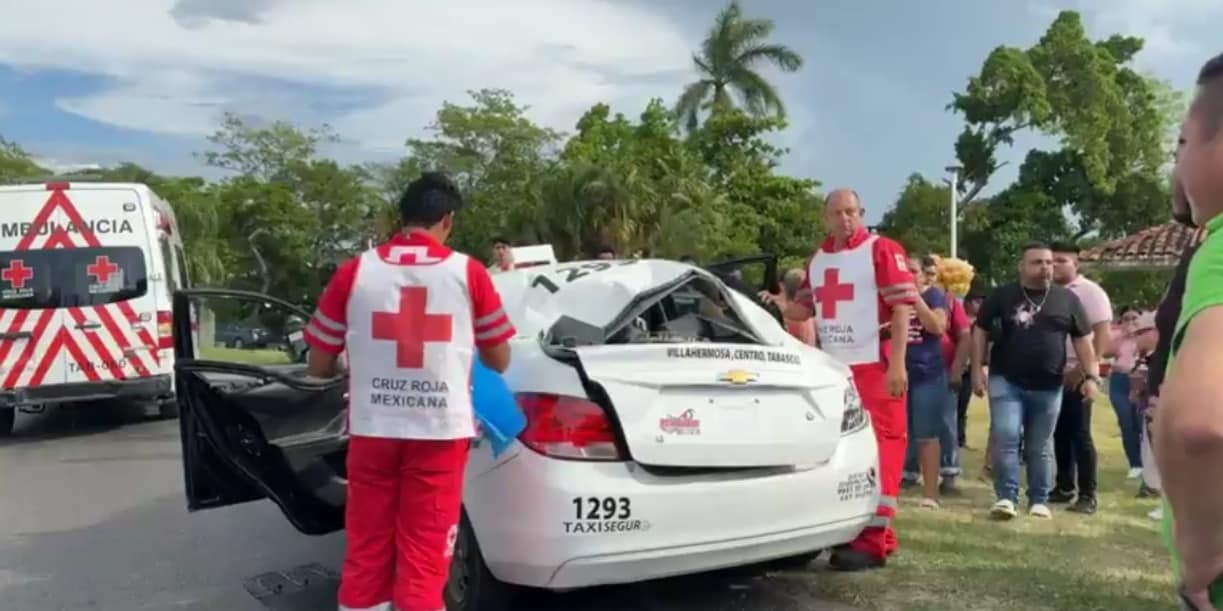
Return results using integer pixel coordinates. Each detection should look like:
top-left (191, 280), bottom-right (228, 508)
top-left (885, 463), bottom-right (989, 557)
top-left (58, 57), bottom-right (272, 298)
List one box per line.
top-left (1079, 222), bottom-right (1205, 270)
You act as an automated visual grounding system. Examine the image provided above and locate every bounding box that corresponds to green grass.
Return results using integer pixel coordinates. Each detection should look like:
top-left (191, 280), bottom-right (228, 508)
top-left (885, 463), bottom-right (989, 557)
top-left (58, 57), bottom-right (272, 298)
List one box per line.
top-left (199, 345), bottom-right (293, 366)
top-left (805, 397), bottom-right (1172, 611)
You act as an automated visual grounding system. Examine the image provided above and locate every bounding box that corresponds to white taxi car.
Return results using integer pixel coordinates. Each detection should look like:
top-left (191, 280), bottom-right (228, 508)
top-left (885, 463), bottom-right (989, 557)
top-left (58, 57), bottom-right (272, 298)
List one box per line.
top-left (171, 255), bottom-right (879, 611)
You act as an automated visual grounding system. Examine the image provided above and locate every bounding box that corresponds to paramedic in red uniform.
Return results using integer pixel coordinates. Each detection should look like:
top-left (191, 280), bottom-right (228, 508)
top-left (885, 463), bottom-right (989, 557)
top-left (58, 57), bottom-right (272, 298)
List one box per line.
top-left (761, 188), bottom-right (917, 571)
top-left (303, 172), bottom-right (516, 611)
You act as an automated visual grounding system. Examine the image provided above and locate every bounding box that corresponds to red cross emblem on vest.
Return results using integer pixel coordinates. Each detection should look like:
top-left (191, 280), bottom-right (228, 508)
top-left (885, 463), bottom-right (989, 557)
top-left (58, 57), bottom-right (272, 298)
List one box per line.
top-left (87, 256), bottom-right (119, 284)
top-left (372, 286), bottom-right (454, 369)
top-left (2, 260), bottom-right (34, 289)
top-left (814, 268), bottom-right (855, 319)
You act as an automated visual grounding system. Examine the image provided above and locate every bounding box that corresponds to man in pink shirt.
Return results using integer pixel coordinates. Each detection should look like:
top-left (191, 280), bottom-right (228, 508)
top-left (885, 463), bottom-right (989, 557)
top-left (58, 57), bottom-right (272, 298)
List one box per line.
top-left (1049, 242), bottom-right (1114, 515)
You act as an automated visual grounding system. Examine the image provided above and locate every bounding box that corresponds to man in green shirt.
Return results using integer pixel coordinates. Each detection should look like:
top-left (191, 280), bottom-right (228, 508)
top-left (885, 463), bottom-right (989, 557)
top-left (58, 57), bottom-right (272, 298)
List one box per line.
top-left (1158, 51), bottom-right (1223, 610)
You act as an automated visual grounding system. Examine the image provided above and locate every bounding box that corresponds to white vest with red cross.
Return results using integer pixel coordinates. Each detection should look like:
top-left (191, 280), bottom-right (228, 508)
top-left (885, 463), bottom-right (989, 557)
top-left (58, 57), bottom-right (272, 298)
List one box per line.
top-left (808, 236), bottom-right (882, 366)
top-left (344, 245), bottom-right (476, 440)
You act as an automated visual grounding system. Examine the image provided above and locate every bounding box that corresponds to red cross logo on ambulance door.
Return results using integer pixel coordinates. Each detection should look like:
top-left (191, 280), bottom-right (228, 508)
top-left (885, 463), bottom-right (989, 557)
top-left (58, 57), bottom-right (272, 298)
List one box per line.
top-left (2, 260), bottom-right (34, 289)
top-left (814, 268), bottom-right (855, 319)
top-left (371, 287), bottom-right (454, 369)
top-left (87, 256), bottom-right (119, 284)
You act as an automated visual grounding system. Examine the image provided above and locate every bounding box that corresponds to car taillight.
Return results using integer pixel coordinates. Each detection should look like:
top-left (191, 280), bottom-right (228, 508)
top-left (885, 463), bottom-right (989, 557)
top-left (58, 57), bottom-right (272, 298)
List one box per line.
top-left (516, 393), bottom-right (623, 461)
top-left (157, 310), bottom-right (174, 349)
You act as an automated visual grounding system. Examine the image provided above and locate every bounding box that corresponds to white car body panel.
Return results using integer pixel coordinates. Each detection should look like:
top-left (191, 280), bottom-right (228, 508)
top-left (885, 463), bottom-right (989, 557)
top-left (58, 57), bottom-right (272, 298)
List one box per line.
top-left (455, 258), bottom-right (877, 590)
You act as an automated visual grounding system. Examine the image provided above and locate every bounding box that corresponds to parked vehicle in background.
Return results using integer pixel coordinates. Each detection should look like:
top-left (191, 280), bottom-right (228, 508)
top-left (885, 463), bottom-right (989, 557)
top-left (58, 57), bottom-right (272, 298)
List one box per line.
top-left (0, 180), bottom-right (189, 436)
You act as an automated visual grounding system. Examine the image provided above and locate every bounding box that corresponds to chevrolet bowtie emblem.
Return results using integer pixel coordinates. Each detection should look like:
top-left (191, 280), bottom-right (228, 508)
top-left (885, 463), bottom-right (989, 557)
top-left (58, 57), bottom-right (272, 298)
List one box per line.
top-left (718, 369), bottom-right (758, 385)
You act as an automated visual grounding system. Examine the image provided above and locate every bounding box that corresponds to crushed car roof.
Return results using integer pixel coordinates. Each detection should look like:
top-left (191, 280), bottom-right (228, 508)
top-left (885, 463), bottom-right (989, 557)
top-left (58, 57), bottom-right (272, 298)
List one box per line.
top-left (492, 258), bottom-right (697, 336)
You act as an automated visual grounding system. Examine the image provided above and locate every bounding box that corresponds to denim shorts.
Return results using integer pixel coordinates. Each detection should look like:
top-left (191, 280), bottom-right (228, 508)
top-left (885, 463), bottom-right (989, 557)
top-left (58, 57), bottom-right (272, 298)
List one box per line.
top-left (908, 369), bottom-right (953, 441)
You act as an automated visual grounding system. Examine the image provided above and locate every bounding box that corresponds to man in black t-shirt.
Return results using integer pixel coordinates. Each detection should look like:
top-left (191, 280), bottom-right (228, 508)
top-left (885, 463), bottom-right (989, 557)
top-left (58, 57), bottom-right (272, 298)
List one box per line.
top-left (970, 242), bottom-right (1101, 520)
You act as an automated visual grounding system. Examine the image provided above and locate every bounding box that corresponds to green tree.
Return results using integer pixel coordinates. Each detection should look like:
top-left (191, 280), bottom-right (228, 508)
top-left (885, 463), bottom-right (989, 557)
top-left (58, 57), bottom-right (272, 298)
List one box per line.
top-left (0, 137), bottom-right (45, 181)
top-left (674, 1), bottom-right (803, 132)
top-left (388, 89), bottom-right (562, 258)
top-left (877, 174), bottom-right (953, 258)
top-left (948, 10), bottom-right (1176, 232)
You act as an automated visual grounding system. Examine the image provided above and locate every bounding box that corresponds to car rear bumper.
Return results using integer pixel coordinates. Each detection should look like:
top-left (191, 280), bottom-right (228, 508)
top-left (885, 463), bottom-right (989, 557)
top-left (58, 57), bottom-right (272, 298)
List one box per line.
top-left (464, 422), bottom-right (879, 590)
top-left (0, 374), bottom-right (172, 407)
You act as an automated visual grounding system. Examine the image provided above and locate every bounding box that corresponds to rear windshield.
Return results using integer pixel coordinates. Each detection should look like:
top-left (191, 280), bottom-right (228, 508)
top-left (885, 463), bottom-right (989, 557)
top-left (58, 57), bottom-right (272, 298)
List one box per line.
top-left (0, 247), bottom-right (149, 309)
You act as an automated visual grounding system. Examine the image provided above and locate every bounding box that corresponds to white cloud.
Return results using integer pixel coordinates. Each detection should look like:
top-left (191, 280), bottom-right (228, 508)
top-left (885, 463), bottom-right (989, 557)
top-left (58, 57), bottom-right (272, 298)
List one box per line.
top-left (0, 0), bottom-right (696, 150)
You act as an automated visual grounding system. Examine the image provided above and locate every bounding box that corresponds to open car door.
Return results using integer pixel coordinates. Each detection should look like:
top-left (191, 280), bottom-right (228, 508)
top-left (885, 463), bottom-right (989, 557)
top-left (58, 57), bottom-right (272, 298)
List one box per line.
top-left (172, 288), bottom-right (347, 535)
top-left (704, 254), bottom-right (782, 323)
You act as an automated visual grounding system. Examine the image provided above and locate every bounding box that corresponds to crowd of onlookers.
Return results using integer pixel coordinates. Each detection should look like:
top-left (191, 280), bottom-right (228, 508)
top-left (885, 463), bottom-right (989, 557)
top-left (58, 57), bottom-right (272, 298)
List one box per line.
top-left (776, 243), bottom-right (1164, 520)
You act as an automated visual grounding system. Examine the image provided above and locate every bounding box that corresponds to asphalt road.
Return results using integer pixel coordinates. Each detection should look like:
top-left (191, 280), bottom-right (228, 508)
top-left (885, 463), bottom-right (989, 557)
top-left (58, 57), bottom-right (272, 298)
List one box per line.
top-left (0, 404), bottom-right (858, 611)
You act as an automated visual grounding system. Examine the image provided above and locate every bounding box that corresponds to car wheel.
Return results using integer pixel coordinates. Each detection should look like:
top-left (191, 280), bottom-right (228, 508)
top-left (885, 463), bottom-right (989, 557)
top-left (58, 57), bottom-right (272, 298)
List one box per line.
top-left (444, 510), bottom-right (515, 611)
top-left (768, 549), bottom-right (823, 570)
top-left (0, 407), bottom-right (13, 437)
top-left (232, 338), bottom-right (244, 349)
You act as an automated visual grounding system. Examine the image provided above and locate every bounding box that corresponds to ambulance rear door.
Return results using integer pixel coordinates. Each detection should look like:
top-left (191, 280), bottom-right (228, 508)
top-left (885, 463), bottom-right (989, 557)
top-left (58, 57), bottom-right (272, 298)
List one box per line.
top-left (0, 184), bottom-right (69, 391)
top-left (52, 184), bottom-right (162, 386)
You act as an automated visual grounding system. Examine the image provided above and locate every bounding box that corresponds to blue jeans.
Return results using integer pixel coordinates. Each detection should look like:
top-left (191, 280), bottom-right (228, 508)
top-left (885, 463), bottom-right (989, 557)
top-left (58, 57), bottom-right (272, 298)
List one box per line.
top-left (902, 370), bottom-right (960, 481)
top-left (988, 376), bottom-right (1063, 505)
top-left (1108, 372), bottom-right (1143, 469)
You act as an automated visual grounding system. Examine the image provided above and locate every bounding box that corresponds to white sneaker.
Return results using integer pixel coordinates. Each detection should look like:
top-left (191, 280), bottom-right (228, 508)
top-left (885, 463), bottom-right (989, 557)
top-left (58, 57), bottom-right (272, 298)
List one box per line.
top-left (1148, 506), bottom-right (1163, 521)
top-left (1127, 467), bottom-right (1143, 479)
top-left (1029, 503), bottom-right (1052, 519)
top-left (990, 499), bottom-right (1017, 520)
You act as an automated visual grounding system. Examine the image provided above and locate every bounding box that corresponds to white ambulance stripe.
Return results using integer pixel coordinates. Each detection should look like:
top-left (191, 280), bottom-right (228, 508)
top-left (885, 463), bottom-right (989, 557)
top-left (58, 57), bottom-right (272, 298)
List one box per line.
top-left (305, 321), bottom-right (344, 345)
top-left (66, 322), bottom-right (136, 380)
top-left (475, 320), bottom-right (513, 342)
top-left (311, 310), bottom-right (345, 332)
top-left (474, 309), bottom-right (506, 328)
top-left (13, 318), bottom-right (60, 388)
top-left (0, 313), bottom-right (35, 378)
top-left (86, 306), bottom-right (143, 377)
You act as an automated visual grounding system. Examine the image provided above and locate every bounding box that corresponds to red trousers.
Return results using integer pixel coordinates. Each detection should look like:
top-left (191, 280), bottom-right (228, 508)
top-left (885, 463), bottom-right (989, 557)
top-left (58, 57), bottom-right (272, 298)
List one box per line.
top-left (337, 436), bottom-right (469, 611)
top-left (847, 363), bottom-right (906, 560)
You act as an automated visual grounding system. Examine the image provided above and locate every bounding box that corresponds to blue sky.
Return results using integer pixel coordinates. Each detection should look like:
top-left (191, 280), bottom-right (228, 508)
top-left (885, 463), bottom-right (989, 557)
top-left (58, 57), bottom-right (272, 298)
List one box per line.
top-left (0, 0), bottom-right (1218, 223)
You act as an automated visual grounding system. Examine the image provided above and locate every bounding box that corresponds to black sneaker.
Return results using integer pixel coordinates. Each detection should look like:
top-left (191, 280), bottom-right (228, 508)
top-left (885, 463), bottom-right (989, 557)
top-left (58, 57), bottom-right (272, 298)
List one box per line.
top-left (939, 478), bottom-right (962, 497)
top-left (828, 547), bottom-right (886, 572)
top-left (1136, 483), bottom-right (1160, 499)
top-left (1047, 489), bottom-right (1076, 504)
top-left (1068, 496), bottom-right (1097, 515)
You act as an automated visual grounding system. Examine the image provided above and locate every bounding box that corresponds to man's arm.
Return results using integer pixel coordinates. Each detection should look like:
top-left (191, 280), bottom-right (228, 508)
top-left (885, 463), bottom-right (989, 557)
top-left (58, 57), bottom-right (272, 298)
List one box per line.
top-left (914, 288), bottom-right (948, 335)
top-left (467, 259), bottom-right (516, 373)
top-left (1156, 306), bottom-right (1223, 591)
top-left (1088, 284), bottom-right (1115, 359)
top-left (304, 258), bottom-right (358, 378)
top-left (1069, 293), bottom-right (1100, 379)
top-left (872, 239), bottom-right (918, 374)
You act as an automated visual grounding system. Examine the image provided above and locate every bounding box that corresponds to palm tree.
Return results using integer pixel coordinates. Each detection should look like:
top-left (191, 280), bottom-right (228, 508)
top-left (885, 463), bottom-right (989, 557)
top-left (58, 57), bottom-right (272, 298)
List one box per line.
top-left (674, 1), bottom-right (803, 132)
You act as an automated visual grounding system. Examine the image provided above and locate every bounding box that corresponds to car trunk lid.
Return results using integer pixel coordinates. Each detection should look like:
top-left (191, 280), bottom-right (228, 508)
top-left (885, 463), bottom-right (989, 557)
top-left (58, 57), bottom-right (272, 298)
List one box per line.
top-left (575, 343), bottom-right (845, 469)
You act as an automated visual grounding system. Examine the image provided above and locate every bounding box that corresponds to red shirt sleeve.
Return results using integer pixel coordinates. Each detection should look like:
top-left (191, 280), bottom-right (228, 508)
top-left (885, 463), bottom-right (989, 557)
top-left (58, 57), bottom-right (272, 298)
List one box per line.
top-left (466, 257), bottom-right (516, 349)
top-left (948, 297), bottom-right (970, 338)
top-left (871, 237), bottom-right (918, 307)
top-left (304, 257), bottom-right (358, 355)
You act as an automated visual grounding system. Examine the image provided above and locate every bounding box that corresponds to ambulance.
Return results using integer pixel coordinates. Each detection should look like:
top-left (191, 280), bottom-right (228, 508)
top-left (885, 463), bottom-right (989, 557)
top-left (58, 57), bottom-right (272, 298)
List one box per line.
top-left (0, 181), bottom-right (189, 436)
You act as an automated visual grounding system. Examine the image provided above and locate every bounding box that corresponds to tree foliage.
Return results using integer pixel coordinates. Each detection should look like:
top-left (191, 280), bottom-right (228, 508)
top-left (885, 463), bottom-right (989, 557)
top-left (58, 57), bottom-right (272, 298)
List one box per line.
top-left (674, 1), bottom-right (803, 132)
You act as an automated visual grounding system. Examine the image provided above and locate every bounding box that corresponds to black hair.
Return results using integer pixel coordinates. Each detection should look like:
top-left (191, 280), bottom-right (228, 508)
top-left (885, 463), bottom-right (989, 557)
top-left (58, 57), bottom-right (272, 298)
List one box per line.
top-left (1195, 52), bottom-right (1223, 137)
top-left (920, 255), bottom-right (938, 268)
top-left (1049, 241), bottom-right (1079, 255)
top-left (491, 236), bottom-right (511, 247)
top-left (1118, 304), bottom-right (1139, 317)
top-left (595, 244), bottom-right (615, 256)
top-left (1198, 52), bottom-right (1223, 85)
top-left (398, 171), bottom-right (463, 227)
top-left (1021, 241), bottom-right (1050, 254)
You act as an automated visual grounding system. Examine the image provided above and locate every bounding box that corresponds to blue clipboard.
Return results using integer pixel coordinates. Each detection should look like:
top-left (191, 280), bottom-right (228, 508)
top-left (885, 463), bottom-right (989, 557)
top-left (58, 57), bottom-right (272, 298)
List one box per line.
top-left (471, 360), bottom-right (526, 457)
